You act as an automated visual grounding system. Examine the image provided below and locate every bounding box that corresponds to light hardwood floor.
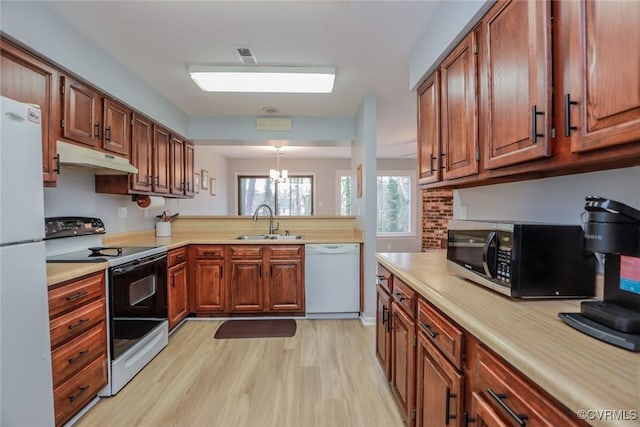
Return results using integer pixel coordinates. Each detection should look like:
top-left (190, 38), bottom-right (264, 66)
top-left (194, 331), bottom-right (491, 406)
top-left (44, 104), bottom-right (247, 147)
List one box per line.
top-left (77, 320), bottom-right (404, 427)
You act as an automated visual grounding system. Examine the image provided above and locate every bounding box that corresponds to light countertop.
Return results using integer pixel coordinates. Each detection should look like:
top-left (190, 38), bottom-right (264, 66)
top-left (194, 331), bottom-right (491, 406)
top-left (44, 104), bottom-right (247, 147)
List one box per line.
top-left (375, 251), bottom-right (639, 427)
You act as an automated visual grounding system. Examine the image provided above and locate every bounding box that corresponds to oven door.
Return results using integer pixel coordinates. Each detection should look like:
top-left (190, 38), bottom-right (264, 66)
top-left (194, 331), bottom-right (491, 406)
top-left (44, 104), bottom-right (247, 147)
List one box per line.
top-left (109, 253), bottom-right (167, 318)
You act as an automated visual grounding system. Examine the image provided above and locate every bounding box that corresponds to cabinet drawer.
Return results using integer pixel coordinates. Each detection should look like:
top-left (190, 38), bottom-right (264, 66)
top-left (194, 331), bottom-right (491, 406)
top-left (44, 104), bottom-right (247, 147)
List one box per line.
top-left (417, 298), bottom-right (464, 370)
top-left (53, 356), bottom-right (108, 427)
top-left (229, 245), bottom-right (263, 259)
top-left (50, 298), bottom-right (106, 348)
top-left (392, 277), bottom-right (416, 319)
top-left (192, 245), bottom-right (224, 259)
top-left (167, 247), bottom-right (187, 266)
top-left (49, 272), bottom-right (105, 318)
top-left (376, 264), bottom-right (393, 294)
top-left (51, 322), bottom-right (106, 386)
top-left (471, 342), bottom-right (584, 426)
top-left (269, 245), bottom-right (302, 259)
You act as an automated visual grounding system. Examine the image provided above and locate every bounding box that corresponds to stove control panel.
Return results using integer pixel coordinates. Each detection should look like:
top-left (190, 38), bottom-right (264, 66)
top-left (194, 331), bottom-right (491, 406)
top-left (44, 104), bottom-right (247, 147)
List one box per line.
top-left (45, 217), bottom-right (105, 239)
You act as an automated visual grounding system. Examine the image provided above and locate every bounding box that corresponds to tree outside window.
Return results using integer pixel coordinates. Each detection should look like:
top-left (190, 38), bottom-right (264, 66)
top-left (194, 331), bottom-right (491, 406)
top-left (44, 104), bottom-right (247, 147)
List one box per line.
top-left (238, 175), bottom-right (313, 216)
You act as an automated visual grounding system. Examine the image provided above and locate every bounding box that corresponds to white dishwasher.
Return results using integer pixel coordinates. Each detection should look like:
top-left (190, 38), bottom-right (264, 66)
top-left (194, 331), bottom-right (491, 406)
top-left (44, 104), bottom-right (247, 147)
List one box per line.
top-left (305, 243), bottom-right (360, 319)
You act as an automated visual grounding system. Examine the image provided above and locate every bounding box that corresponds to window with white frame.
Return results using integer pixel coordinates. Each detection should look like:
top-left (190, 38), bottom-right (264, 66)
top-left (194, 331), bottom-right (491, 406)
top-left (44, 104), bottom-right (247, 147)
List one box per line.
top-left (238, 175), bottom-right (314, 216)
top-left (337, 170), bottom-right (415, 236)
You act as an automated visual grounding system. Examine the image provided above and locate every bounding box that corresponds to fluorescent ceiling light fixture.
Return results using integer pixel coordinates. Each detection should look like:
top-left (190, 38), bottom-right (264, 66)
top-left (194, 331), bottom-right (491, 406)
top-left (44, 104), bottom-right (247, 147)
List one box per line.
top-left (189, 66), bottom-right (335, 93)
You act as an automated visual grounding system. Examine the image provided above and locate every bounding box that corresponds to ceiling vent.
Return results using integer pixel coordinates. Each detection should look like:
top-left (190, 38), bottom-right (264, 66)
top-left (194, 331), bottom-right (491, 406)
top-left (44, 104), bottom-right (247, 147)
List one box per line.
top-left (237, 47), bottom-right (258, 65)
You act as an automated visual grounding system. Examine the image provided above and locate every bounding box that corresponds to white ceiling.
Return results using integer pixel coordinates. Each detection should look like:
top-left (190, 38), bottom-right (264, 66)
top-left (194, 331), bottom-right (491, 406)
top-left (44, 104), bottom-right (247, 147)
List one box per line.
top-left (45, 1), bottom-right (441, 159)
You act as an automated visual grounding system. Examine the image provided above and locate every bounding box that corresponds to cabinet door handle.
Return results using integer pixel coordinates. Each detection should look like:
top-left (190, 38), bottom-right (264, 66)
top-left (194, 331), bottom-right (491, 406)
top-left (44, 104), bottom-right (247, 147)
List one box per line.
top-left (259, 264), bottom-right (262, 278)
top-left (445, 387), bottom-right (457, 425)
top-left (68, 318), bottom-right (89, 330)
top-left (394, 292), bottom-right (407, 302)
top-left (171, 273), bottom-right (175, 288)
top-left (147, 175), bottom-right (153, 185)
top-left (94, 123), bottom-right (101, 139)
top-left (105, 126), bottom-right (112, 142)
top-left (429, 155), bottom-right (437, 173)
top-left (440, 152), bottom-right (446, 170)
top-left (382, 305), bottom-right (388, 325)
top-left (220, 266), bottom-right (223, 279)
top-left (68, 349), bottom-right (89, 365)
top-left (66, 291), bottom-right (88, 301)
top-left (419, 321), bottom-right (439, 339)
top-left (487, 388), bottom-right (528, 426)
top-left (54, 154), bottom-right (61, 175)
top-left (463, 412), bottom-right (475, 426)
top-left (531, 105), bottom-right (544, 143)
top-left (564, 94), bottom-right (578, 137)
top-left (68, 385), bottom-right (89, 403)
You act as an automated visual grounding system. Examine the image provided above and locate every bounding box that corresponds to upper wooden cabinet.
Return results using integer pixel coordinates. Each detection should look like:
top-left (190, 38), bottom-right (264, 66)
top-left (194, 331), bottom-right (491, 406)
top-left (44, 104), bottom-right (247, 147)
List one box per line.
top-left (417, 73), bottom-right (441, 185)
top-left (170, 134), bottom-right (185, 196)
top-left (0, 40), bottom-right (60, 185)
top-left (441, 31), bottom-right (479, 180)
top-left (102, 98), bottom-right (130, 156)
top-left (62, 76), bottom-right (103, 149)
top-left (152, 124), bottom-right (171, 195)
top-left (558, 0), bottom-right (640, 154)
top-left (480, 0), bottom-right (552, 170)
top-left (130, 113), bottom-right (153, 192)
top-left (184, 141), bottom-right (195, 197)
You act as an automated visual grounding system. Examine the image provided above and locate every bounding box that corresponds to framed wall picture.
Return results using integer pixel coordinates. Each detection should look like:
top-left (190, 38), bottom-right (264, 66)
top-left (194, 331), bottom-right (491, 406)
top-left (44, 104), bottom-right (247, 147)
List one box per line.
top-left (193, 173), bottom-right (200, 193)
top-left (356, 164), bottom-right (362, 198)
top-left (201, 169), bottom-right (209, 189)
top-left (210, 178), bottom-right (217, 196)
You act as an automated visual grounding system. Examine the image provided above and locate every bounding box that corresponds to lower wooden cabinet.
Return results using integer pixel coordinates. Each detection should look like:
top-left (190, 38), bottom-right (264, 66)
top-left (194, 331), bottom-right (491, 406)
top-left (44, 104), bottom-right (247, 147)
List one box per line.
top-left (375, 285), bottom-right (392, 380)
top-left (48, 271), bottom-right (107, 427)
top-left (190, 245), bottom-right (226, 313)
top-left (229, 258), bottom-right (264, 312)
top-left (267, 260), bottom-right (304, 312)
top-left (391, 302), bottom-right (416, 424)
top-left (167, 248), bottom-right (188, 329)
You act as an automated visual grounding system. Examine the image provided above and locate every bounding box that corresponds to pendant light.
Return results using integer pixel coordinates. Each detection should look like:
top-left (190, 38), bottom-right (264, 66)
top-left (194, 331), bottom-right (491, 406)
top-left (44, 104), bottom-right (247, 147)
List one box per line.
top-left (269, 146), bottom-right (288, 182)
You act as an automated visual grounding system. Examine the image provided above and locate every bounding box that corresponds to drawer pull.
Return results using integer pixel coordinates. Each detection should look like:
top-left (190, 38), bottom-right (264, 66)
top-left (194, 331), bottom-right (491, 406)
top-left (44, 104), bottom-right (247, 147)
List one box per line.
top-left (175, 255), bottom-right (185, 262)
top-left (68, 318), bottom-right (90, 330)
top-left (68, 349), bottom-right (89, 364)
top-left (201, 251), bottom-right (218, 256)
top-left (420, 321), bottom-right (439, 339)
top-left (445, 387), bottom-right (457, 425)
top-left (487, 388), bottom-right (528, 426)
top-left (394, 292), bottom-right (408, 302)
top-left (66, 291), bottom-right (88, 301)
top-left (376, 274), bottom-right (388, 283)
top-left (68, 385), bottom-right (89, 403)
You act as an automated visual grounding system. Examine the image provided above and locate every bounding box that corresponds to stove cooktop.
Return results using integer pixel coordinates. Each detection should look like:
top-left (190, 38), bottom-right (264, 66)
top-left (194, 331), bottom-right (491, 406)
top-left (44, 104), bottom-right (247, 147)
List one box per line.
top-left (46, 246), bottom-right (166, 266)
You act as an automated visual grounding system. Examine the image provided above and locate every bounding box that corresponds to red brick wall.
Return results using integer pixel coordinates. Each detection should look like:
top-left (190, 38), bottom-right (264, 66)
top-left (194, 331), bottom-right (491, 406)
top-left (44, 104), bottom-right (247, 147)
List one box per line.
top-left (422, 189), bottom-right (453, 250)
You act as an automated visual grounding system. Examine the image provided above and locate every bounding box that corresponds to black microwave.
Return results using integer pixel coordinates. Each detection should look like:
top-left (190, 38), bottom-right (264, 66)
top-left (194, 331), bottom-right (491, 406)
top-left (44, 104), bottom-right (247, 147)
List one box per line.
top-left (446, 220), bottom-right (596, 298)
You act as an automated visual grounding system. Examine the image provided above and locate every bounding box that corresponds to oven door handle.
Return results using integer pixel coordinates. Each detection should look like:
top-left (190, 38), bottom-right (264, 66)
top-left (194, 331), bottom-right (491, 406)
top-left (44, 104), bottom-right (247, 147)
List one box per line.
top-left (111, 255), bottom-right (166, 275)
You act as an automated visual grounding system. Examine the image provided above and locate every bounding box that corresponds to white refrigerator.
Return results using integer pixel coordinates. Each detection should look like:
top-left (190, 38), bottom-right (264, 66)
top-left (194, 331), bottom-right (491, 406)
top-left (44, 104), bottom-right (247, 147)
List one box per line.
top-left (0, 96), bottom-right (55, 426)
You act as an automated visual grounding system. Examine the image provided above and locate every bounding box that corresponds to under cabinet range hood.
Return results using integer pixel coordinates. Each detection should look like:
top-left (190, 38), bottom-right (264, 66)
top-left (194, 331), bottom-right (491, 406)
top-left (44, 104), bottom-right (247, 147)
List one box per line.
top-left (56, 141), bottom-right (138, 175)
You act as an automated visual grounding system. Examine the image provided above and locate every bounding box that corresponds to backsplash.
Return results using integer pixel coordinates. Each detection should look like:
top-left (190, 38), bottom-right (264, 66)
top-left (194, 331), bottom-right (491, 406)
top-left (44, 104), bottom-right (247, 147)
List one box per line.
top-left (44, 167), bottom-right (180, 235)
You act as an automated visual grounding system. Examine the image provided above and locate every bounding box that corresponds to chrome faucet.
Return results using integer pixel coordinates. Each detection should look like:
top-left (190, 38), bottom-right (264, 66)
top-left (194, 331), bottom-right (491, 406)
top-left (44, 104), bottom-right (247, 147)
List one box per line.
top-left (252, 204), bottom-right (279, 235)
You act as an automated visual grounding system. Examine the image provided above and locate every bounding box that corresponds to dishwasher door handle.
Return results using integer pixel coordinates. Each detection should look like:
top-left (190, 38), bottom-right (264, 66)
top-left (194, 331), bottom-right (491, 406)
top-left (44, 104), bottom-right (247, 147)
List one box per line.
top-left (305, 244), bottom-right (360, 255)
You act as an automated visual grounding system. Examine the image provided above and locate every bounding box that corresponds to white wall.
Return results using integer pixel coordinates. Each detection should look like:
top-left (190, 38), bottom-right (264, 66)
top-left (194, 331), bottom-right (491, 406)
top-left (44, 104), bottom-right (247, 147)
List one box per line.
top-left (353, 95), bottom-right (378, 323)
top-left (44, 168), bottom-right (180, 234)
top-left (178, 146), bottom-right (228, 215)
top-left (226, 157), bottom-right (351, 215)
top-left (1, 1), bottom-right (188, 134)
top-left (455, 167), bottom-right (640, 224)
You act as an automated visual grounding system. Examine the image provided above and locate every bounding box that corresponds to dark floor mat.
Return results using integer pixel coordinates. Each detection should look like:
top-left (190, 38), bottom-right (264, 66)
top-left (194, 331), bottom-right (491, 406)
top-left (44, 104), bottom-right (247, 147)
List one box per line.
top-left (214, 319), bottom-right (297, 339)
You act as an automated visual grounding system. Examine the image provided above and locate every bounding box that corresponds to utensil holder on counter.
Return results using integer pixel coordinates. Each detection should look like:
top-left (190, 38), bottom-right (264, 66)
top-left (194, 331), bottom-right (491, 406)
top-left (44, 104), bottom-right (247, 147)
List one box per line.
top-left (156, 222), bottom-right (171, 237)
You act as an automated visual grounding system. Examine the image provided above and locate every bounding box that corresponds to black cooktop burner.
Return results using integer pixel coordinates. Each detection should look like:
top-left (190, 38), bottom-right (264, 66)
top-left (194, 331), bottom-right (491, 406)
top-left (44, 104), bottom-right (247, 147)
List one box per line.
top-left (46, 246), bottom-right (158, 263)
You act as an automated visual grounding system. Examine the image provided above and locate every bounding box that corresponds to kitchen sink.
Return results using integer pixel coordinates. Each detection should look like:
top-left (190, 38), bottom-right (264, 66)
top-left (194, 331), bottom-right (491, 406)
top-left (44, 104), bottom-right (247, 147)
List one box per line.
top-left (235, 234), bottom-right (303, 240)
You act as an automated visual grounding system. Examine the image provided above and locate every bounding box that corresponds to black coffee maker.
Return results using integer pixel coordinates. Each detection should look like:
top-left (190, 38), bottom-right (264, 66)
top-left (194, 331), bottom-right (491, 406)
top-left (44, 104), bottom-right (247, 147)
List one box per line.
top-left (559, 196), bottom-right (640, 351)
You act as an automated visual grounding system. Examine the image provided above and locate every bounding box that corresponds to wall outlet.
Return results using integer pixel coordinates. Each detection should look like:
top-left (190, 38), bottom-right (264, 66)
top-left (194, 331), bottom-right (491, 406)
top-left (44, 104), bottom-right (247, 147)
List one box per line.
top-left (118, 207), bottom-right (127, 218)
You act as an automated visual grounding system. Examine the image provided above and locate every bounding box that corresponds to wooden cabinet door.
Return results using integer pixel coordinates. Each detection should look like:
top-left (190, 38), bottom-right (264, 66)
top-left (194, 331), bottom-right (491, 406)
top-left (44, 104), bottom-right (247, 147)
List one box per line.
top-left (267, 260), bottom-right (303, 312)
top-left (561, 0), bottom-right (640, 153)
top-left (229, 260), bottom-right (264, 312)
top-left (391, 303), bottom-right (416, 424)
top-left (152, 124), bottom-right (170, 194)
top-left (376, 285), bottom-right (392, 381)
top-left (170, 135), bottom-right (185, 196)
top-left (481, 0), bottom-right (551, 169)
top-left (193, 259), bottom-right (225, 312)
top-left (168, 262), bottom-right (188, 330)
top-left (184, 141), bottom-right (195, 197)
top-left (130, 113), bottom-right (153, 192)
top-left (62, 76), bottom-right (102, 148)
top-left (1, 40), bottom-right (60, 184)
top-left (415, 334), bottom-right (463, 427)
top-left (441, 31), bottom-right (479, 180)
top-left (417, 73), bottom-right (441, 185)
top-left (102, 98), bottom-right (130, 156)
